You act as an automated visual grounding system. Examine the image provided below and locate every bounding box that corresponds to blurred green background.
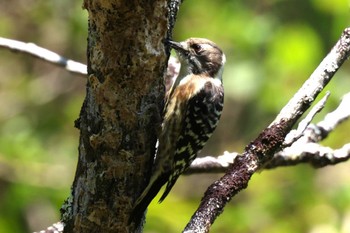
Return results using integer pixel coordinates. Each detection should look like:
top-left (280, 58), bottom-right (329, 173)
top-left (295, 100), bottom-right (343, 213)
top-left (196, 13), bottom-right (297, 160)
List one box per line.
top-left (0, 0), bottom-right (350, 232)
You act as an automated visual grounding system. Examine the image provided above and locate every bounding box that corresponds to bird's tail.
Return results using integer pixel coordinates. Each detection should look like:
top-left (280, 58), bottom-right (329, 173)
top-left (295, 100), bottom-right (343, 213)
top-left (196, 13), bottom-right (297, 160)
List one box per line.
top-left (158, 174), bottom-right (179, 203)
top-left (129, 172), bottom-right (168, 224)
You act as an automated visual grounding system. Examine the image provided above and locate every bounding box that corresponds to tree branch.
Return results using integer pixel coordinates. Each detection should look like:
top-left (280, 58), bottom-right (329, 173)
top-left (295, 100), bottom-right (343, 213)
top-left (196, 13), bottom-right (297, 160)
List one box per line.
top-left (185, 152), bottom-right (239, 174)
top-left (183, 28), bottom-right (350, 233)
top-left (266, 91), bottom-right (350, 168)
top-left (186, 91), bottom-right (350, 174)
top-left (0, 37), bottom-right (87, 76)
top-left (282, 91), bottom-right (330, 146)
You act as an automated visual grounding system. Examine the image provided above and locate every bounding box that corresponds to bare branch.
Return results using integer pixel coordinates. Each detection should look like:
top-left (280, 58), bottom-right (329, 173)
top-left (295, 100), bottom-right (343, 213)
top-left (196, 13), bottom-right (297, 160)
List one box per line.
top-left (266, 91), bottom-right (350, 168)
top-left (283, 91), bottom-right (330, 146)
top-left (188, 84), bottom-right (350, 171)
top-left (187, 91), bottom-right (350, 173)
top-left (317, 92), bottom-right (350, 132)
top-left (0, 37), bottom-right (183, 84)
top-left (267, 142), bottom-right (350, 168)
top-left (185, 152), bottom-right (239, 174)
top-left (0, 37), bottom-right (87, 76)
top-left (184, 28), bottom-right (350, 233)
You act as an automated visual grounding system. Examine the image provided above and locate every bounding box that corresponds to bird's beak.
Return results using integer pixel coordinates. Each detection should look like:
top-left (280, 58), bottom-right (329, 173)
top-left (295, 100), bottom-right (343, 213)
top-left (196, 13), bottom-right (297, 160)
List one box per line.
top-left (168, 40), bottom-right (187, 54)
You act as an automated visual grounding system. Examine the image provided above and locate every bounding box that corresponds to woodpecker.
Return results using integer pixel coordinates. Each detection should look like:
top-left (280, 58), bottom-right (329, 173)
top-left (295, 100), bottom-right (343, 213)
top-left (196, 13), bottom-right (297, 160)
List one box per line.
top-left (131, 38), bottom-right (225, 222)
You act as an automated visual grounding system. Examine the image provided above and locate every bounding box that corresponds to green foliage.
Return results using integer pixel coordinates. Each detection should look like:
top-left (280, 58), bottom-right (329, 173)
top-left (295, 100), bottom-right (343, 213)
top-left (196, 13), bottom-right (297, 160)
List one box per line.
top-left (0, 0), bottom-right (349, 232)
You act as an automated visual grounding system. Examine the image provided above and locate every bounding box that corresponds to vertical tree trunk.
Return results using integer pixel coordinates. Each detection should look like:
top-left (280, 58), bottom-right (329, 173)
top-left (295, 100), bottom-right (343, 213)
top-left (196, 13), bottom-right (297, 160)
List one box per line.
top-left (62, 1), bottom-right (170, 232)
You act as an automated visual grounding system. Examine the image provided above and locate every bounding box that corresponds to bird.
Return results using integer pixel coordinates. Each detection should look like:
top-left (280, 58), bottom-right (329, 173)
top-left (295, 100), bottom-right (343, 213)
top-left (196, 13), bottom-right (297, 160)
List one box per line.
top-left (130, 37), bottom-right (226, 222)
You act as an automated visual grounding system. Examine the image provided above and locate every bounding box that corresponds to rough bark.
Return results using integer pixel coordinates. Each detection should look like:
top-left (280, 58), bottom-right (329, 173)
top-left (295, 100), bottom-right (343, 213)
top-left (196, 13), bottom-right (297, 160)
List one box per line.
top-left (61, 1), bottom-right (170, 232)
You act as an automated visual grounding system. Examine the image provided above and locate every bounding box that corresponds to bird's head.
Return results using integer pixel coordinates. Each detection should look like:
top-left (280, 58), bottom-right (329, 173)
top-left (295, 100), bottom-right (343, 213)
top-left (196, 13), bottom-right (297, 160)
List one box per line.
top-left (168, 38), bottom-right (226, 79)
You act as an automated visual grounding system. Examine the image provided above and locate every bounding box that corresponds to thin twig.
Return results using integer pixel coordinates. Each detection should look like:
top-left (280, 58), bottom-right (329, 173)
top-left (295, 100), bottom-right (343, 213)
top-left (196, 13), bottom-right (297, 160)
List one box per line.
top-left (317, 92), bottom-right (350, 132)
top-left (0, 37), bottom-right (184, 82)
top-left (185, 152), bottom-right (239, 174)
top-left (283, 91), bottom-right (330, 146)
top-left (0, 37), bottom-right (87, 76)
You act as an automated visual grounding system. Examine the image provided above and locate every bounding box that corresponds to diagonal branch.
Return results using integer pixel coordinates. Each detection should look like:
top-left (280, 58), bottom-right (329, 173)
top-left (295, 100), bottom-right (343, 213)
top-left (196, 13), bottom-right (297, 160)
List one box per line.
top-left (183, 28), bottom-right (350, 233)
top-left (0, 37), bottom-right (87, 76)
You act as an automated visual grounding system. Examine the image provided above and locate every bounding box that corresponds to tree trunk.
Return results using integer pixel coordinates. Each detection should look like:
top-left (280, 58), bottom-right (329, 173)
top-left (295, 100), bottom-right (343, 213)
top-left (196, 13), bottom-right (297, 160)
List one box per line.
top-left (62, 1), bottom-right (170, 232)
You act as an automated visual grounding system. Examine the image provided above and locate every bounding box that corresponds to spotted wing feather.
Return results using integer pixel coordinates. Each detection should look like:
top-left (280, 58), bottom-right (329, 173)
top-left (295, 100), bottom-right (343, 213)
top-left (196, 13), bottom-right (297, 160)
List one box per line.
top-left (158, 80), bottom-right (224, 202)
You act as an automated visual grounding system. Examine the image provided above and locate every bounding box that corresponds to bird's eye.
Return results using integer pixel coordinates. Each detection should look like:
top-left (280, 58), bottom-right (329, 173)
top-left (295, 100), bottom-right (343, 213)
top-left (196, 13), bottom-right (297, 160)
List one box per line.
top-left (191, 44), bottom-right (202, 53)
